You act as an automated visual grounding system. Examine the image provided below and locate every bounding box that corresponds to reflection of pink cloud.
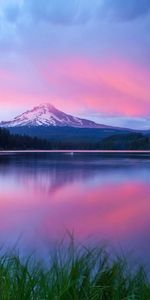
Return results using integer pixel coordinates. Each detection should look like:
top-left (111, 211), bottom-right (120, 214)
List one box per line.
top-left (38, 181), bottom-right (150, 242)
top-left (0, 177), bottom-right (150, 251)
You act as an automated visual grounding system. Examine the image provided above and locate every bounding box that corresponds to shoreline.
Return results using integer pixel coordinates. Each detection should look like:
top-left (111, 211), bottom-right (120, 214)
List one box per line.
top-left (0, 150), bottom-right (150, 153)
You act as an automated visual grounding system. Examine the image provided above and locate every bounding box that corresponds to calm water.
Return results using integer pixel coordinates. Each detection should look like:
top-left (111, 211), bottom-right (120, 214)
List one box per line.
top-left (0, 152), bottom-right (150, 263)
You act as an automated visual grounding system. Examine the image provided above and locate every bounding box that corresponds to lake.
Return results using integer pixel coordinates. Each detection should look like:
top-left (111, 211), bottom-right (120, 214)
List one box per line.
top-left (0, 152), bottom-right (150, 264)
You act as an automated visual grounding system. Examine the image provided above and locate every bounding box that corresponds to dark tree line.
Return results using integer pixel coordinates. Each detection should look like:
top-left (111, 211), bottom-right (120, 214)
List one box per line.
top-left (0, 128), bottom-right (149, 150)
top-left (0, 128), bottom-right (52, 150)
top-left (97, 133), bottom-right (150, 150)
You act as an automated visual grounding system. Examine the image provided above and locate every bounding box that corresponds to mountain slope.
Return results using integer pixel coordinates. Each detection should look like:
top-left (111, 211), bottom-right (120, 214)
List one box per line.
top-left (0, 103), bottom-right (114, 129)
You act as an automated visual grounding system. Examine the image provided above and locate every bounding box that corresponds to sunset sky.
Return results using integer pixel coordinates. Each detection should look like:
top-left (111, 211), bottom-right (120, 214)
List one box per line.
top-left (0, 0), bottom-right (150, 129)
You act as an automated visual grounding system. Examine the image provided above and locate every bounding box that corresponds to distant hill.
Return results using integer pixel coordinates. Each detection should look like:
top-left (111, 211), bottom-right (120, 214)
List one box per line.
top-left (8, 126), bottom-right (132, 143)
top-left (97, 133), bottom-right (150, 150)
top-left (0, 128), bottom-right (149, 150)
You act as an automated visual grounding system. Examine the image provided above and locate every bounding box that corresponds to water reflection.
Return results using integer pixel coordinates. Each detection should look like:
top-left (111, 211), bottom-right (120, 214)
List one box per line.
top-left (0, 152), bottom-right (150, 262)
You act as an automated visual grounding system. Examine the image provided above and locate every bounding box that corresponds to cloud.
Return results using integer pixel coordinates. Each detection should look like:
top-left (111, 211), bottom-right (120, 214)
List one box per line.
top-left (100, 0), bottom-right (150, 22)
top-left (34, 55), bottom-right (150, 117)
top-left (24, 0), bottom-right (150, 26)
top-left (84, 113), bottom-right (150, 130)
top-left (2, 0), bottom-right (150, 29)
top-left (4, 2), bottom-right (20, 23)
top-left (24, 0), bottom-right (97, 25)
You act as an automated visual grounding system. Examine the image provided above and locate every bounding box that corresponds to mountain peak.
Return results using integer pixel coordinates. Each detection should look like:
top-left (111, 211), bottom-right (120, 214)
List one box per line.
top-left (0, 103), bottom-right (112, 129)
top-left (34, 103), bottom-right (56, 110)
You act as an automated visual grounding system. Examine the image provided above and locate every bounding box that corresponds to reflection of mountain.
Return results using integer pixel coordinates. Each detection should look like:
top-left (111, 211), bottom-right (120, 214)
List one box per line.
top-left (0, 153), bottom-right (150, 196)
top-left (0, 154), bottom-right (100, 195)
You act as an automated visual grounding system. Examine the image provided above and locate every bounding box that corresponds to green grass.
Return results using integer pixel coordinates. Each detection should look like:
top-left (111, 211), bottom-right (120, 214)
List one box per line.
top-left (0, 238), bottom-right (149, 300)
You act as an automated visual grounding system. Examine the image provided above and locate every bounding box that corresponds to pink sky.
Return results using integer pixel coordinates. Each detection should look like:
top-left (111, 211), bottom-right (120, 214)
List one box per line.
top-left (0, 0), bottom-right (150, 129)
top-left (0, 55), bottom-right (149, 122)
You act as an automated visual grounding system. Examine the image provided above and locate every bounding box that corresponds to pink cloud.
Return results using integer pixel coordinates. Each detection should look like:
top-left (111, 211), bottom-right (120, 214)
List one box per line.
top-left (37, 55), bottom-right (150, 117)
top-left (0, 54), bottom-right (150, 119)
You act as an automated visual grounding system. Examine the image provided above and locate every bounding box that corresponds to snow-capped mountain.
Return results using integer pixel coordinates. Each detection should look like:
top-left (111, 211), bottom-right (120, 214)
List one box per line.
top-left (0, 103), bottom-right (112, 129)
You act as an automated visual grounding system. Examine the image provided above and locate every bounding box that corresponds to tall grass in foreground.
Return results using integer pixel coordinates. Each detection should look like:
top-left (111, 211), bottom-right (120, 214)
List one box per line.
top-left (0, 239), bottom-right (149, 300)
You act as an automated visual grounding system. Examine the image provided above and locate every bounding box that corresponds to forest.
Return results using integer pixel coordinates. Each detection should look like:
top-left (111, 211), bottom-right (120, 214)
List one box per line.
top-left (0, 127), bottom-right (149, 150)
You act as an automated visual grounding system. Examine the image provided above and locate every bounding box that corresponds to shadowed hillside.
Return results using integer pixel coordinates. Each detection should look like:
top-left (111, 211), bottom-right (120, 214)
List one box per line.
top-left (0, 128), bottom-right (150, 150)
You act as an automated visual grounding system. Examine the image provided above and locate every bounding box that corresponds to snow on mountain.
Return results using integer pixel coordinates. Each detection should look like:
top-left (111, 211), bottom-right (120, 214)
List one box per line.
top-left (0, 103), bottom-right (112, 128)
